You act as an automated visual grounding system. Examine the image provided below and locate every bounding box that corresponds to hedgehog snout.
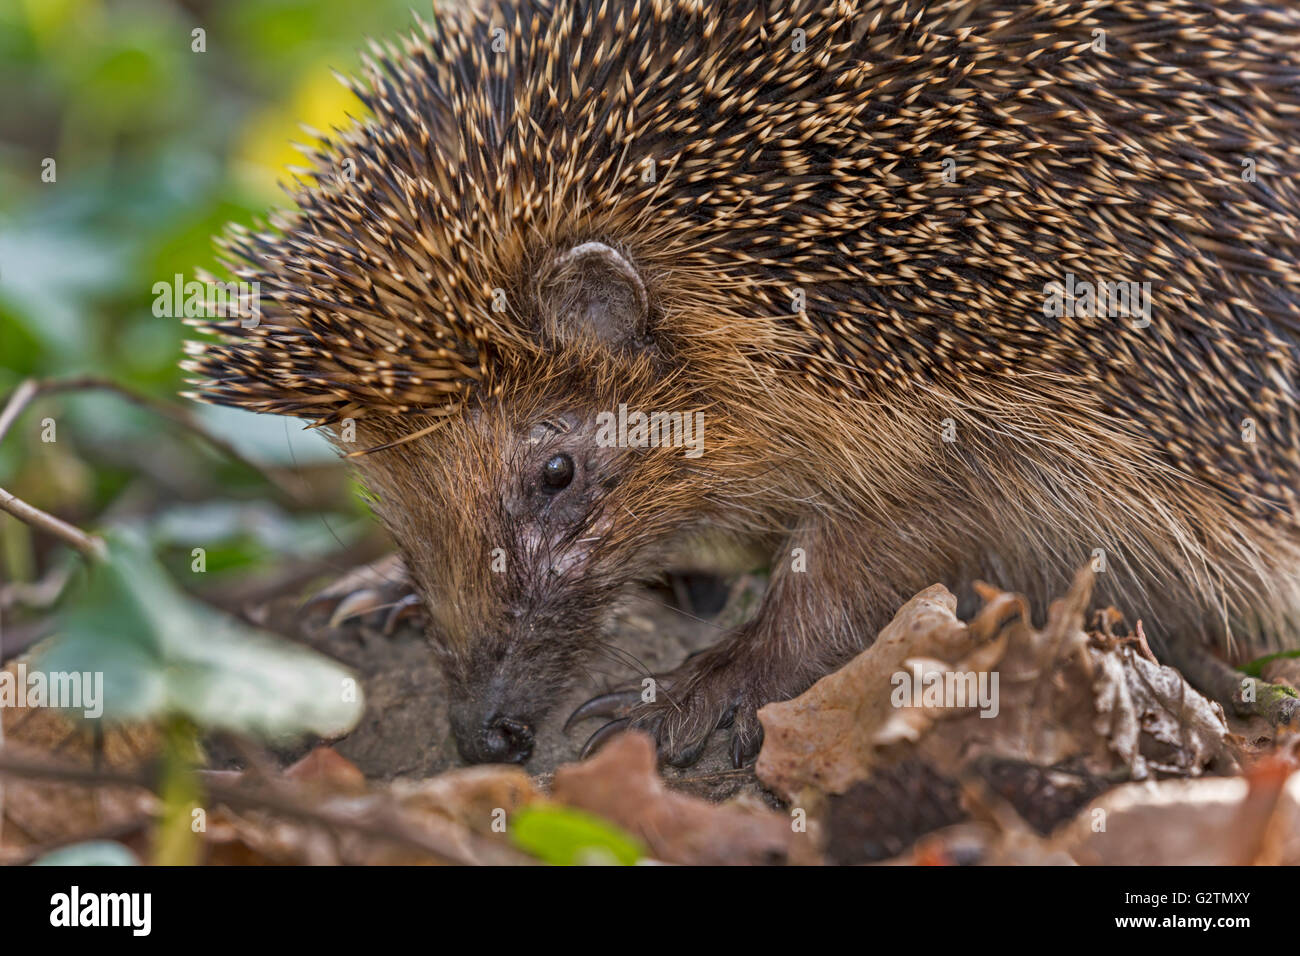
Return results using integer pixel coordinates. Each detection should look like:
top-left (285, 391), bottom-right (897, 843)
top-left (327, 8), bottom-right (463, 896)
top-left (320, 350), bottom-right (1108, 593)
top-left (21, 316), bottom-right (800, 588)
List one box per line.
top-left (463, 716), bottom-right (535, 764)
top-left (450, 703), bottom-right (536, 764)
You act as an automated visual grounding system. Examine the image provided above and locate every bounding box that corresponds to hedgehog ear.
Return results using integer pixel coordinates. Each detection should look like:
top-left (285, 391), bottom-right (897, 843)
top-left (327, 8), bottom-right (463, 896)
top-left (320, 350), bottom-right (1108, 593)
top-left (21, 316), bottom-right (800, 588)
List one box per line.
top-left (538, 242), bottom-right (649, 352)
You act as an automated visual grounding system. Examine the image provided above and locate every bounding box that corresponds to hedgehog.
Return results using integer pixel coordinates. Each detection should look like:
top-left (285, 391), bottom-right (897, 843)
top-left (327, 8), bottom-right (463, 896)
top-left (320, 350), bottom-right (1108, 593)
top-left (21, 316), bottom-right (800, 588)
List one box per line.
top-left (184, 0), bottom-right (1300, 766)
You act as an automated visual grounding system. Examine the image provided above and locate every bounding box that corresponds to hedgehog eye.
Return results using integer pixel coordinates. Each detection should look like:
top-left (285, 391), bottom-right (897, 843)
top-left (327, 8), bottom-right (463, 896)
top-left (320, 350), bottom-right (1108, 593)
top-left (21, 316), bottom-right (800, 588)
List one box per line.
top-left (542, 453), bottom-right (574, 490)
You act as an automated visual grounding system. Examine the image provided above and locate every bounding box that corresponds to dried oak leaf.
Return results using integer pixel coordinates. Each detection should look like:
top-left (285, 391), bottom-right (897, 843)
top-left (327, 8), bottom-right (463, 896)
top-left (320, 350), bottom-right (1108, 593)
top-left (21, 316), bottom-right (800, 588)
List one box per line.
top-left (392, 763), bottom-right (539, 834)
top-left (755, 569), bottom-right (1229, 813)
top-left (0, 657), bottom-right (156, 863)
top-left (283, 745), bottom-right (368, 793)
top-left (551, 731), bottom-right (820, 865)
top-left (753, 583), bottom-right (1011, 802)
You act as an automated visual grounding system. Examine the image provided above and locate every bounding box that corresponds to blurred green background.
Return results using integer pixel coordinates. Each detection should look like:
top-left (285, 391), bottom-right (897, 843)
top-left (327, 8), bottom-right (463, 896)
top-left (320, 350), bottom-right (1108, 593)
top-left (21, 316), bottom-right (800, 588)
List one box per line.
top-left (0, 0), bottom-right (426, 598)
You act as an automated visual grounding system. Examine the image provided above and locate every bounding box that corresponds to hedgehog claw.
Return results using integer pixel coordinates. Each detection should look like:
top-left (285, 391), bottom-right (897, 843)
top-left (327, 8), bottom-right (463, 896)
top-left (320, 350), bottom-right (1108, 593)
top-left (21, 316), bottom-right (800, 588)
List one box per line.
top-left (730, 722), bottom-right (763, 768)
top-left (382, 593), bottom-right (426, 634)
top-left (564, 689), bottom-right (644, 733)
top-left (729, 734), bottom-right (747, 768)
top-left (580, 718), bottom-right (631, 759)
top-left (570, 648), bottom-right (774, 768)
top-left (304, 553), bottom-right (419, 634)
top-left (665, 735), bottom-right (710, 769)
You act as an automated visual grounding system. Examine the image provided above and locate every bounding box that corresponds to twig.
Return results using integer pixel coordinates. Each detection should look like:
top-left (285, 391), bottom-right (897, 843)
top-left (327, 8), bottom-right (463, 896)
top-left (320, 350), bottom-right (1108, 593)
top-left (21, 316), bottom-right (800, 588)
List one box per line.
top-left (0, 379), bottom-right (108, 559)
top-left (0, 379), bottom-right (37, 444)
top-left (0, 748), bottom-right (147, 788)
top-left (0, 374), bottom-right (312, 561)
top-left (0, 488), bottom-right (106, 560)
top-left (3, 376), bottom-right (303, 502)
top-left (0, 561), bottom-right (73, 612)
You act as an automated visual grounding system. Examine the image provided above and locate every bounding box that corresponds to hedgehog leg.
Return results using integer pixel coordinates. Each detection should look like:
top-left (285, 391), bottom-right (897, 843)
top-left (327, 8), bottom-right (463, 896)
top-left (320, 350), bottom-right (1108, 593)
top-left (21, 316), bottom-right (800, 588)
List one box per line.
top-left (572, 627), bottom-right (776, 767)
top-left (599, 631), bottom-right (775, 768)
top-left (586, 522), bottom-right (874, 769)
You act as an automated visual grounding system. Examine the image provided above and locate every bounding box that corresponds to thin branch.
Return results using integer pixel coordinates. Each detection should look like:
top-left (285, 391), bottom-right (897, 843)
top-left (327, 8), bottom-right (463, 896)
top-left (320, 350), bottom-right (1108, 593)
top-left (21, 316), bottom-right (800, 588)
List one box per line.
top-left (14, 377), bottom-right (304, 502)
top-left (0, 379), bottom-right (106, 559)
top-left (0, 488), bottom-right (106, 560)
top-left (0, 374), bottom-right (313, 562)
top-left (0, 748), bottom-right (146, 788)
top-left (0, 561), bottom-right (73, 612)
top-left (0, 379), bottom-right (37, 444)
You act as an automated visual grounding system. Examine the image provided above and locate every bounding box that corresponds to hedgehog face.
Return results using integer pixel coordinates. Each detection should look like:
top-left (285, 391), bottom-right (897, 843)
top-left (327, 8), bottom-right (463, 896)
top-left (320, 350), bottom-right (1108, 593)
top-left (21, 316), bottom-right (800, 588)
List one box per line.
top-left (365, 395), bottom-right (687, 765)
top-left (452, 411), bottom-right (627, 764)
top-left (345, 237), bottom-right (694, 763)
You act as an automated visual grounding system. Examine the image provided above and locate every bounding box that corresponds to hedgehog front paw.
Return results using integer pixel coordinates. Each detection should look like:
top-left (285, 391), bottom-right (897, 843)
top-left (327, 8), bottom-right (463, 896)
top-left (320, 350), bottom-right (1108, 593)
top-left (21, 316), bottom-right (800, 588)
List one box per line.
top-left (569, 644), bottom-right (771, 769)
top-left (304, 552), bottom-right (424, 634)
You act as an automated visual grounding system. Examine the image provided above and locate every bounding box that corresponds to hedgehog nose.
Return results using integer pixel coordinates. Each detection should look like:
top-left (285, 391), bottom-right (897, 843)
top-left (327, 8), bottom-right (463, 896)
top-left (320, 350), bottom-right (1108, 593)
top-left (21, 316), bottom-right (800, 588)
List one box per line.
top-left (459, 715), bottom-right (534, 764)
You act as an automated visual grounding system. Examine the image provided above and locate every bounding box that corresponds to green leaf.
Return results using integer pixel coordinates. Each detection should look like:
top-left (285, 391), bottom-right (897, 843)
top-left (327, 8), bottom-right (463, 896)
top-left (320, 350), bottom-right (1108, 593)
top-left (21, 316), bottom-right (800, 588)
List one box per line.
top-left (1238, 648), bottom-right (1300, 678)
top-left (509, 805), bottom-right (644, 866)
top-left (149, 501), bottom-right (359, 559)
top-left (40, 528), bottom-right (364, 739)
top-left (192, 405), bottom-right (340, 467)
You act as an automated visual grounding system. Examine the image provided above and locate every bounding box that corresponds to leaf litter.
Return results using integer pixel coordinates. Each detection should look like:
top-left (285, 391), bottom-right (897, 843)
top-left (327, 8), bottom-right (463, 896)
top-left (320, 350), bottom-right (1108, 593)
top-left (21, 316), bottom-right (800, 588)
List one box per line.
top-left (3, 566), bottom-right (1298, 865)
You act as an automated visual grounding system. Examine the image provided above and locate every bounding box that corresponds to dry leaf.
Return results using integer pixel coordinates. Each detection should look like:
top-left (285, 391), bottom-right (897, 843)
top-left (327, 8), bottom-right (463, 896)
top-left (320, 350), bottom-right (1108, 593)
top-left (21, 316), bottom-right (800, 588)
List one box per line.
top-left (0, 657), bottom-right (156, 863)
top-left (755, 570), bottom-right (1231, 859)
top-left (393, 764), bottom-right (539, 834)
top-left (551, 731), bottom-right (820, 865)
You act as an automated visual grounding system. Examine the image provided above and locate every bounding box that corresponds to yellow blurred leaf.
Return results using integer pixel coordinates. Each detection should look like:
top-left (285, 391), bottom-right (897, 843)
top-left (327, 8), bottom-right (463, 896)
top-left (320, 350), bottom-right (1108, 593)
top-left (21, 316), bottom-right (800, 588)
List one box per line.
top-left (235, 63), bottom-right (367, 197)
top-left (21, 0), bottom-right (99, 48)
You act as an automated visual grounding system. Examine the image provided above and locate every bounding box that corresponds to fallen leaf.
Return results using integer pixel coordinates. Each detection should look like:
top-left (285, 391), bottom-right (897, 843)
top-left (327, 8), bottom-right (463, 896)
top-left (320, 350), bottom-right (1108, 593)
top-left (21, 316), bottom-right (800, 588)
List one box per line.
top-left (755, 569), bottom-right (1231, 859)
top-left (551, 731), bottom-right (820, 865)
top-left (393, 764), bottom-right (539, 835)
top-left (284, 747), bottom-right (367, 794)
top-left (0, 658), bottom-right (156, 864)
